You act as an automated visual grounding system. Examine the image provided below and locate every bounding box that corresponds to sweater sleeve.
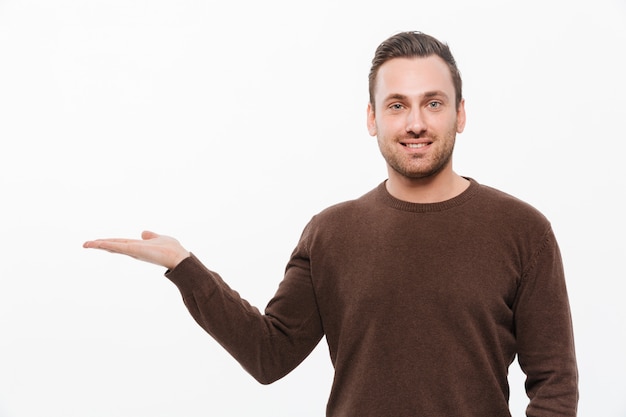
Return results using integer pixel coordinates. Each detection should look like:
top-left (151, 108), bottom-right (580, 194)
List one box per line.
top-left (164, 241), bottom-right (324, 385)
top-left (514, 227), bottom-right (579, 416)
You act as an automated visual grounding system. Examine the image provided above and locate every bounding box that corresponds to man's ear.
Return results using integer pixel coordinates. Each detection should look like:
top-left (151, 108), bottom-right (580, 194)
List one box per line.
top-left (456, 99), bottom-right (466, 133)
top-left (367, 102), bottom-right (377, 136)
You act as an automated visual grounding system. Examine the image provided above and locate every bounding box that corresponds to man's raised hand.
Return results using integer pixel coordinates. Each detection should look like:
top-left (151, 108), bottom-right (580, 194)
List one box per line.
top-left (83, 230), bottom-right (190, 270)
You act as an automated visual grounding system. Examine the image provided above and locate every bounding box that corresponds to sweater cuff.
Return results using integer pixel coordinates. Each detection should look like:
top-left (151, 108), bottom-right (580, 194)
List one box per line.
top-left (164, 252), bottom-right (211, 294)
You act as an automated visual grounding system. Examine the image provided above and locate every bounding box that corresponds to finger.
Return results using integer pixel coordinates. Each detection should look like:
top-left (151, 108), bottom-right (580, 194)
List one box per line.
top-left (83, 242), bottom-right (143, 262)
top-left (83, 238), bottom-right (145, 256)
top-left (83, 240), bottom-right (123, 251)
top-left (83, 240), bottom-right (112, 248)
top-left (83, 238), bottom-right (135, 248)
top-left (141, 230), bottom-right (160, 240)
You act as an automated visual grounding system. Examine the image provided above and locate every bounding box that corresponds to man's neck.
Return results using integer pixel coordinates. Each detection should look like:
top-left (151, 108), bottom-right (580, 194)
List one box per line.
top-left (385, 171), bottom-right (470, 204)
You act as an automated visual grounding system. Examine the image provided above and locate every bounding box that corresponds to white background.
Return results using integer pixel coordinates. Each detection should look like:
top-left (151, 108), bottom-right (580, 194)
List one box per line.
top-left (1, 0), bottom-right (625, 416)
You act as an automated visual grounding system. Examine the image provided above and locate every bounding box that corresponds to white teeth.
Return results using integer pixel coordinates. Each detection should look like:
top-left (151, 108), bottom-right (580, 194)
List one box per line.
top-left (406, 143), bottom-right (427, 148)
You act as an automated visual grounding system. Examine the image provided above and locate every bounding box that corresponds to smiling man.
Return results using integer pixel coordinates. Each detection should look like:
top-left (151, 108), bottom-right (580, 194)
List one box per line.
top-left (368, 53), bottom-right (468, 202)
top-left (84, 31), bottom-right (579, 416)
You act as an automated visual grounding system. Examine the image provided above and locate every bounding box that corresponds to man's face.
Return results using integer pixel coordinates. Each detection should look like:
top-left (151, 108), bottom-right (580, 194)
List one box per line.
top-left (367, 56), bottom-right (466, 181)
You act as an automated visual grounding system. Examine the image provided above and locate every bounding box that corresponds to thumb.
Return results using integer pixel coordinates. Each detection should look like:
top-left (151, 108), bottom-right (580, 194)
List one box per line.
top-left (141, 230), bottom-right (160, 240)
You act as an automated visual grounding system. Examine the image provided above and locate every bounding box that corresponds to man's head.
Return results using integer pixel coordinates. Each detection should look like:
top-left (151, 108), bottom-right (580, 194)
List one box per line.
top-left (368, 32), bottom-right (463, 111)
top-left (366, 31), bottom-right (466, 187)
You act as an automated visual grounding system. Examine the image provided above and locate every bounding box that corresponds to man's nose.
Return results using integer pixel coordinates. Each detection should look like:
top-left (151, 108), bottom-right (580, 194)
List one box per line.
top-left (406, 107), bottom-right (426, 134)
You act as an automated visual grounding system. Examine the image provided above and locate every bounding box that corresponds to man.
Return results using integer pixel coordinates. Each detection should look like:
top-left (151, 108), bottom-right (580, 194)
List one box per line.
top-left (84, 31), bottom-right (578, 416)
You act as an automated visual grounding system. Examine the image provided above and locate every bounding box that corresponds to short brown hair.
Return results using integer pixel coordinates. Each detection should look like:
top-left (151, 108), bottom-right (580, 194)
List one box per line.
top-left (368, 31), bottom-right (463, 110)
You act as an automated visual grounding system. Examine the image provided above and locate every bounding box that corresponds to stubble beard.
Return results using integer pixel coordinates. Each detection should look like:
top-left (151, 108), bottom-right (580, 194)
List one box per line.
top-left (383, 131), bottom-right (457, 180)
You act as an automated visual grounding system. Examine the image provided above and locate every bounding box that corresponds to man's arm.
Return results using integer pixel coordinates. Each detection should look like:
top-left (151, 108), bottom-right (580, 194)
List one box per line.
top-left (83, 230), bottom-right (324, 384)
top-left (514, 228), bottom-right (579, 416)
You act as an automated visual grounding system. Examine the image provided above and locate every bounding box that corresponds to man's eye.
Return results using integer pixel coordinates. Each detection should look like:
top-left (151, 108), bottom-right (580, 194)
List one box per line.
top-left (428, 101), bottom-right (442, 109)
top-left (390, 103), bottom-right (404, 110)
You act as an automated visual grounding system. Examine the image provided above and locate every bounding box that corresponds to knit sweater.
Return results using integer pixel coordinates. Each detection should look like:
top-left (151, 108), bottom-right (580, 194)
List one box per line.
top-left (165, 178), bottom-right (578, 416)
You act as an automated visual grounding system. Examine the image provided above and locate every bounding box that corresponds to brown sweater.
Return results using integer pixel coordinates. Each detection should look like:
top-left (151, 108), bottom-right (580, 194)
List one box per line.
top-left (165, 179), bottom-right (578, 416)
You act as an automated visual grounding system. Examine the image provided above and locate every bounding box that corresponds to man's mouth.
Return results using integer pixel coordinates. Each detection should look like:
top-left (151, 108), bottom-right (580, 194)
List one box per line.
top-left (404, 143), bottom-right (429, 149)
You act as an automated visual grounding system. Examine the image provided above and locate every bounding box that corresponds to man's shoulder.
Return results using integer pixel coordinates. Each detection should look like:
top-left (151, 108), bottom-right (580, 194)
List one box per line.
top-left (477, 181), bottom-right (542, 209)
top-left (473, 180), bottom-right (551, 228)
top-left (314, 184), bottom-right (381, 218)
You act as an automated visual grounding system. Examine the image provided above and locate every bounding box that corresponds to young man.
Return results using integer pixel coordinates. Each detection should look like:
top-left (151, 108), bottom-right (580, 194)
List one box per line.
top-left (84, 31), bottom-right (578, 416)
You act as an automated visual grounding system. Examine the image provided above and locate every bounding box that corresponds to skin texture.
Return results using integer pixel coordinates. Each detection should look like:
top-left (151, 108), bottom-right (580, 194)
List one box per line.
top-left (367, 55), bottom-right (468, 203)
top-left (84, 56), bottom-right (468, 266)
top-left (83, 230), bottom-right (189, 270)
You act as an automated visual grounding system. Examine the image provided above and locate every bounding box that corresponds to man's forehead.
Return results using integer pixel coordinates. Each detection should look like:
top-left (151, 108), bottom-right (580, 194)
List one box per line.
top-left (377, 56), bottom-right (451, 79)
top-left (376, 56), bottom-right (455, 95)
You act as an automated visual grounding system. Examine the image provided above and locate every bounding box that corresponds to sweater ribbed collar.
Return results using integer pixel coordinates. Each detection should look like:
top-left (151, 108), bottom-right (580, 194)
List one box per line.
top-left (376, 177), bottom-right (480, 213)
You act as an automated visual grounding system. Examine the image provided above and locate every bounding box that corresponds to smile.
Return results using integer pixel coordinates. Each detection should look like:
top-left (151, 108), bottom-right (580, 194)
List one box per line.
top-left (403, 142), bottom-right (431, 149)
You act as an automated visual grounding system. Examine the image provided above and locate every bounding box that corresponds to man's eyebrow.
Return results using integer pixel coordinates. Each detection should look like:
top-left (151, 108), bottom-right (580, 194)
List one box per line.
top-left (384, 93), bottom-right (408, 102)
top-left (383, 91), bottom-right (450, 102)
top-left (423, 90), bottom-right (450, 100)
